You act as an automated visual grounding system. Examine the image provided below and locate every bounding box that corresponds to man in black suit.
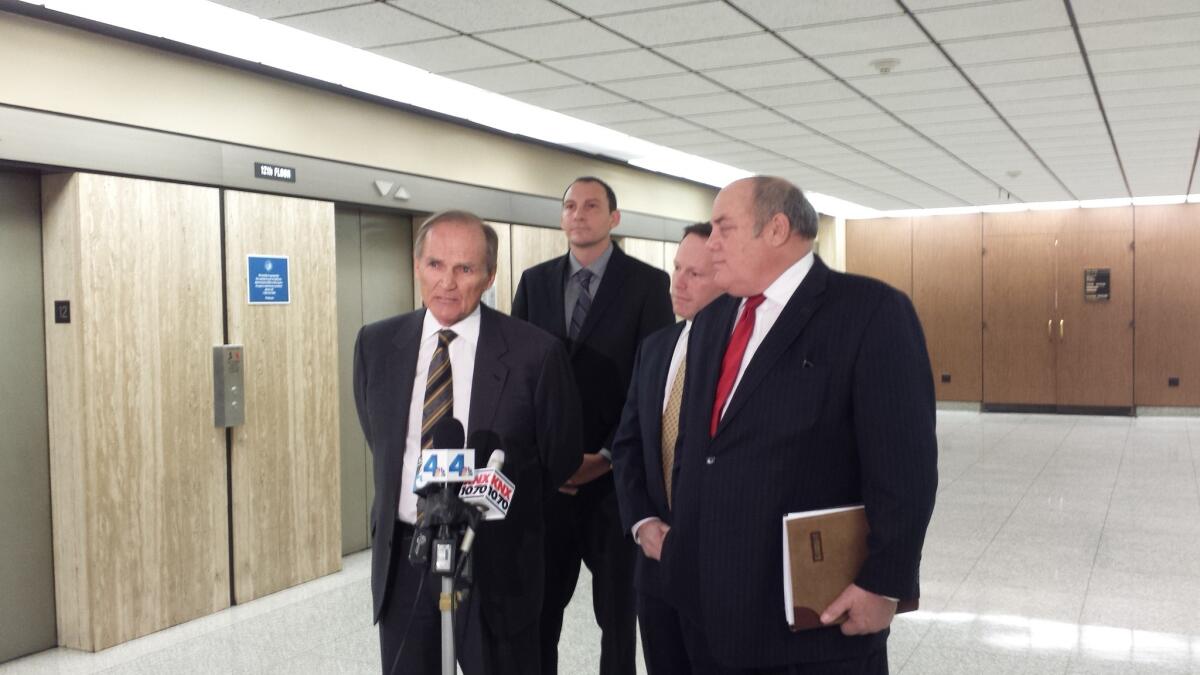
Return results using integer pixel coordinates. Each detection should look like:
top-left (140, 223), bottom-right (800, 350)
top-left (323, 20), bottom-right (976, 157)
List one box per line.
top-left (354, 210), bottom-right (582, 675)
top-left (612, 222), bottom-right (725, 675)
top-left (512, 177), bottom-right (674, 675)
top-left (661, 177), bottom-right (937, 674)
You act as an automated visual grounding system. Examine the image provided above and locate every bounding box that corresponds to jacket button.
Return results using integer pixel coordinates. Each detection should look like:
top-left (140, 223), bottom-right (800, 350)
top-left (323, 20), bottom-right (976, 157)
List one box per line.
top-left (706, 456), bottom-right (716, 465)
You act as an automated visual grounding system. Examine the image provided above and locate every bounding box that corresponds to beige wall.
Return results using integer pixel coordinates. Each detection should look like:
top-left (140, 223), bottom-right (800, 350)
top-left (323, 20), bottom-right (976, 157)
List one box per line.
top-left (0, 12), bottom-right (715, 223)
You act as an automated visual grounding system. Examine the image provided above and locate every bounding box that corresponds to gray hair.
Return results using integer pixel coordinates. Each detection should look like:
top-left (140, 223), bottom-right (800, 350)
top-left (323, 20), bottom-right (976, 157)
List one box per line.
top-left (414, 210), bottom-right (498, 275)
top-left (750, 176), bottom-right (818, 239)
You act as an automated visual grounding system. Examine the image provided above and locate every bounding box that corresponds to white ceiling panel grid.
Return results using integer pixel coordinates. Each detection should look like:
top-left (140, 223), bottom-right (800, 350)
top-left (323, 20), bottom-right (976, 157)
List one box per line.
top-left (656, 33), bottom-right (798, 71)
top-left (940, 29), bottom-right (1079, 65)
top-left (278, 3), bottom-right (452, 48)
top-left (818, 44), bottom-right (952, 80)
top-left (914, 0), bottom-right (1071, 41)
top-left (595, 3), bottom-right (762, 46)
top-left (218, 0), bottom-right (363, 20)
top-left (545, 49), bottom-right (684, 82)
top-left (482, 20), bottom-right (637, 60)
top-left (777, 15), bottom-right (929, 56)
top-left (603, 73), bottom-right (726, 100)
top-left (729, 0), bottom-right (902, 31)
top-left (386, 0), bottom-right (575, 33)
top-left (704, 60), bottom-right (830, 91)
top-left (372, 36), bottom-right (523, 73)
top-left (1079, 16), bottom-right (1200, 52)
top-left (511, 85), bottom-right (627, 109)
top-left (451, 63), bottom-right (579, 93)
top-left (651, 92), bottom-right (760, 116)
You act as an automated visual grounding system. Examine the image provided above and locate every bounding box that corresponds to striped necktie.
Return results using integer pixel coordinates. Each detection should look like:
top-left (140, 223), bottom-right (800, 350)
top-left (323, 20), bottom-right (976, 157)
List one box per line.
top-left (661, 357), bottom-right (686, 507)
top-left (569, 268), bottom-right (594, 340)
top-left (420, 329), bottom-right (457, 448)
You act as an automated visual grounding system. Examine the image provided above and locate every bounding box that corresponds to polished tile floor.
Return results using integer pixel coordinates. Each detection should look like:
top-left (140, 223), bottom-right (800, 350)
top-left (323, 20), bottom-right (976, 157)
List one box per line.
top-left (4, 412), bottom-right (1199, 674)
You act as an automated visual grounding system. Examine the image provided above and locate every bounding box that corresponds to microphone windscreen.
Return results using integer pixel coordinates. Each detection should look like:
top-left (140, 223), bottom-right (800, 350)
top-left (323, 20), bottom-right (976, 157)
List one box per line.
top-left (431, 417), bottom-right (465, 449)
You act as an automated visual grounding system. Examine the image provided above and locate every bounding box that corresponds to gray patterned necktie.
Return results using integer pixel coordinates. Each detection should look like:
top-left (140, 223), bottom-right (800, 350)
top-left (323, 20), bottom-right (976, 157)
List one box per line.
top-left (569, 269), bottom-right (594, 340)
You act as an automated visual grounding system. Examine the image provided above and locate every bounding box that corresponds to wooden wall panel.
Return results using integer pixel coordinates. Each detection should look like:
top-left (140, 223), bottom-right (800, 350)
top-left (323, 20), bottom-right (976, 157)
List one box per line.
top-left (510, 224), bottom-right (566, 301)
top-left (1056, 208), bottom-right (1134, 408)
top-left (912, 214), bottom-right (982, 402)
top-left (1134, 204), bottom-right (1200, 406)
top-left (42, 173), bottom-right (228, 651)
top-left (845, 217), bottom-right (912, 297)
top-left (620, 236), bottom-right (667, 272)
top-left (982, 211), bottom-right (1067, 406)
top-left (224, 191), bottom-right (341, 604)
top-left (487, 222), bottom-right (513, 314)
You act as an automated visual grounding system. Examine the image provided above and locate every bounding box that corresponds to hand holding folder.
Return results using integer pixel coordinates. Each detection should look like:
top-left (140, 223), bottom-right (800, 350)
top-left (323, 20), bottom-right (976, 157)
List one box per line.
top-left (782, 505), bottom-right (917, 632)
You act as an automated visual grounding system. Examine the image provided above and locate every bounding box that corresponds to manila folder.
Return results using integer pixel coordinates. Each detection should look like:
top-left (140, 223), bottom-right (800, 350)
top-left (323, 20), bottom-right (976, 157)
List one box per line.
top-left (782, 505), bottom-right (917, 631)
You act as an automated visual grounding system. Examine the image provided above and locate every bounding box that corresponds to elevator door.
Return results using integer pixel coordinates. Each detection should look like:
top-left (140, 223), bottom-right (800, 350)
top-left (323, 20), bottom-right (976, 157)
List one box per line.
top-left (0, 172), bottom-right (56, 663)
top-left (335, 207), bottom-right (413, 554)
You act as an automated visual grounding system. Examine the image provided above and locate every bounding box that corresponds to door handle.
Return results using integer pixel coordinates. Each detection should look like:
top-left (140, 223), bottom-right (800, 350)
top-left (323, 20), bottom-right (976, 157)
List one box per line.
top-left (1059, 319), bottom-right (1064, 339)
top-left (1047, 319), bottom-right (1052, 340)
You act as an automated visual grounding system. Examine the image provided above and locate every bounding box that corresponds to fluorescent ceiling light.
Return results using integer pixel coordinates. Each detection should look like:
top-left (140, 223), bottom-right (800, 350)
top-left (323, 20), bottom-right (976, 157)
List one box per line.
top-left (979, 203), bottom-right (1030, 213)
top-left (1079, 197), bottom-right (1133, 209)
top-left (1189, 194), bottom-right (1200, 204)
top-left (1131, 195), bottom-right (1187, 206)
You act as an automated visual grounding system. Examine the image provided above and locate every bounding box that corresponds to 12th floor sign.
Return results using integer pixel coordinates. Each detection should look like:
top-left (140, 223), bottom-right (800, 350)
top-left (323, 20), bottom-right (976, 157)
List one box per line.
top-left (248, 255), bottom-right (290, 304)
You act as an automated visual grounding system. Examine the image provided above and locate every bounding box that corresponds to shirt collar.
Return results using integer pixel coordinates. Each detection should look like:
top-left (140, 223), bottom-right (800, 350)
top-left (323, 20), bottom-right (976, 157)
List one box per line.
top-left (568, 240), bottom-right (614, 279)
top-left (761, 249), bottom-right (815, 307)
top-left (422, 303), bottom-right (482, 348)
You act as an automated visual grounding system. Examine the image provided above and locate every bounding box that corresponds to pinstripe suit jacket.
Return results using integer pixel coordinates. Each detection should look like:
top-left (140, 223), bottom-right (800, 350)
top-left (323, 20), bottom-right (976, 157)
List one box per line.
top-left (660, 255), bottom-right (938, 668)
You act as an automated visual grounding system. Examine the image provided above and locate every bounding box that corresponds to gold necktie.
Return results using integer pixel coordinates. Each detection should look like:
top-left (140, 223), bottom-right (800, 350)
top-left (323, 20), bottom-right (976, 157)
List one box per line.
top-left (661, 357), bottom-right (686, 508)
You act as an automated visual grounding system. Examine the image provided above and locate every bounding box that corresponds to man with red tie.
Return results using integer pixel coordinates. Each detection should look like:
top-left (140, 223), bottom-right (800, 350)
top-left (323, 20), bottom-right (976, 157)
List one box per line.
top-left (659, 177), bottom-right (938, 674)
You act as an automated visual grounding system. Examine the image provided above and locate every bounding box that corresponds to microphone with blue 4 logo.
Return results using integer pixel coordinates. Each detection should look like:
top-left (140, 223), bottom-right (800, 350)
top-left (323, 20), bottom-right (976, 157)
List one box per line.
top-left (408, 418), bottom-right (475, 572)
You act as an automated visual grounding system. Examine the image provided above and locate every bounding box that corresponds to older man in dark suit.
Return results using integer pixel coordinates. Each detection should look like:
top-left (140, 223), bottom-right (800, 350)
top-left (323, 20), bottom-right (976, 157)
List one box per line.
top-left (612, 221), bottom-right (724, 675)
top-left (513, 177), bottom-right (674, 675)
top-left (661, 177), bottom-right (938, 674)
top-left (354, 210), bottom-right (582, 675)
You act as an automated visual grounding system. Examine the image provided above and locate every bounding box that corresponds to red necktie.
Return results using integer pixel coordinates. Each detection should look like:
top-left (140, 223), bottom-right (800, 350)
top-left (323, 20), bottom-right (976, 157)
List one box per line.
top-left (710, 294), bottom-right (766, 437)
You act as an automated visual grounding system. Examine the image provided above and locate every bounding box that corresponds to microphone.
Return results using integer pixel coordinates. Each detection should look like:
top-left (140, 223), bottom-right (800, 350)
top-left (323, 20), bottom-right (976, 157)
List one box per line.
top-left (413, 417), bottom-right (474, 495)
top-left (457, 448), bottom-right (514, 565)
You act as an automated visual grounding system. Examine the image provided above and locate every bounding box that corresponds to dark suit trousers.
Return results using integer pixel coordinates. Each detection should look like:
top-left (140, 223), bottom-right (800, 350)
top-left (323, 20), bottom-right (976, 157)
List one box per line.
top-left (540, 487), bottom-right (637, 675)
top-left (679, 618), bottom-right (888, 675)
top-left (379, 525), bottom-right (539, 675)
top-left (636, 590), bottom-right (690, 675)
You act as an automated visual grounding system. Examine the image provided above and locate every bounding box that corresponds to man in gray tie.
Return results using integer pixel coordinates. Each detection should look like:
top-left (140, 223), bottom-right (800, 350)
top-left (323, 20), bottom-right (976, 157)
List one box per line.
top-left (513, 177), bottom-right (674, 675)
top-left (611, 222), bottom-right (724, 674)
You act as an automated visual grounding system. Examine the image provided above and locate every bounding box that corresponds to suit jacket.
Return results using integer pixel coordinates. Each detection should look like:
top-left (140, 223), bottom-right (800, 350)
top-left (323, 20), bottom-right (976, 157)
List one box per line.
top-left (660, 256), bottom-right (938, 668)
top-left (512, 242), bottom-right (674, 500)
top-left (353, 305), bottom-right (583, 635)
top-left (611, 320), bottom-right (686, 598)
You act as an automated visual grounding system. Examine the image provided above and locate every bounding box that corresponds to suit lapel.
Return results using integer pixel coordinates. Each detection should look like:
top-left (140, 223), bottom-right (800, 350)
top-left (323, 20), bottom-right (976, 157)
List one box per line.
top-left (468, 306), bottom-right (509, 441)
top-left (387, 311), bottom-right (424, 486)
top-left (714, 258), bottom-right (830, 439)
top-left (648, 321), bottom-right (685, 492)
top-left (690, 295), bottom-right (740, 444)
top-left (548, 255), bottom-right (569, 342)
top-left (572, 243), bottom-right (629, 349)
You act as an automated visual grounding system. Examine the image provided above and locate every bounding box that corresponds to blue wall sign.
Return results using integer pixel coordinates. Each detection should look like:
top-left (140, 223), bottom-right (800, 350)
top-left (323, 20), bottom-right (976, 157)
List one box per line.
top-left (247, 255), bottom-right (290, 304)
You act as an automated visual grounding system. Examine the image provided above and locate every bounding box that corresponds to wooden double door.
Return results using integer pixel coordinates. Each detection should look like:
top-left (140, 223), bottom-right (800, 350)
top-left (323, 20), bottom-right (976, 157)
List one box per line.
top-left (982, 208), bottom-right (1133, 410)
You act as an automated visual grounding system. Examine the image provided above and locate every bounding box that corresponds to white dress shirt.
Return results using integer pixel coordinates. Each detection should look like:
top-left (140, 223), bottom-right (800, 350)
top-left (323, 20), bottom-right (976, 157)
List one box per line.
top-left (398, 305), bottom-right (481, 524)
top-left (720, 250), bottom-right (814, 419)
top-left (632, 321), bottom-right (691, 542)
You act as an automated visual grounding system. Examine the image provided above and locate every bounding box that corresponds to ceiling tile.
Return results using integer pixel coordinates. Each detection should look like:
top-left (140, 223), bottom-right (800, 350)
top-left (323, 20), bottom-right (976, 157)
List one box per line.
top-left (565, 101), bottom-right (663, 123)
top-left (555, 0), bottom-right (693, 16)
top-left (214, 0), bottom-right (363, 19)
top-left (1103, 87), bottom-right (1200, 107)
top-left (605, 73), bottom-right (726, 100)
top-left (1008, 110), bottom-right (1105, 130)
top-left (1019, 122), bottom-right (1109, 140)
top-left (656, 33), bottom-right (798, 71)
top-left (830, 126), bottom-right (929, 143)
top-left (705, 60), bottom-right (829, 90)
top-left (918, 118), bottom-right (1011, 137)
top-left (278, 3), bottom-right (453, 48)
top-left (385, 0), bottom-right (574, 33)
top-left (610, 117), bottom-right (702, 135)
top-left (372, 36), bottom-right (523, 73)
top-left (1105, 102), bottom-right (1199, 122)
top-left (1097, 67), bottom-right (1200, 94)
top-left (962, 54), bottom-right (1086, 85)
top-left (706, 149), bottom-right (786, 165)
top-left (451, 62), bottom-right (579, 93)
top-left (596, 3), bottom-right (762, 46)
top-left (982, 77), bottom-right (1092, 101)
top-left (915, 0), bottom-right (1070, 40)
top-left (1080, 16), bottom-right (1200, 51)
top-left (545, 49), bottom-right (684, 82)
top-left (729, 0), bottom-right (902, 31)
top-left (1089, 44), bottom-right (1200, 75)
top-left (849, 69), bottom-right (964, 96)
top-left (643, 129), bottom-right (733, 146)
top-left (510, 84), bottom-right (627, 108)
top-left (687, 108), bottom-right (784, 129)
top-left (742, 81), bottom-right (859, 106)
top-left (776, 97), bottom-right (881, 121)
top-left (806, 113), bottom-right (901, 134)
top-left (671, 139), bottom-right (758, 155)
top-left (724, 122), bottom-right (815, 142)
top-left (940, 29), bottom-right (1078, 65)
top-left (482, 20), bottom-right (637, 59)
top-left (652, 92), bottom-right (758, 116)
top-left (778, 15), bottom-right (928, 57)
top-left (993, 94), bottom-right (1097, 117)
top-left (818, 44), bottom-right (951, 79)
top-left (872, 87), bottom-right (983, 111)
top-left (1071, 0), bottom-right (1200, 25)
top-left (897, 104), bottom-right (994, 124)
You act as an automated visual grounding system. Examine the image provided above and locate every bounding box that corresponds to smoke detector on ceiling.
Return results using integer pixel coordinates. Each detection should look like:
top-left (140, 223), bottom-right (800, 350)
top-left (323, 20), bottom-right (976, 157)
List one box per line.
top-left (870, 58), bottom-right (901, 75)
top-left (1006, 170), bottom-right (1022, 179)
